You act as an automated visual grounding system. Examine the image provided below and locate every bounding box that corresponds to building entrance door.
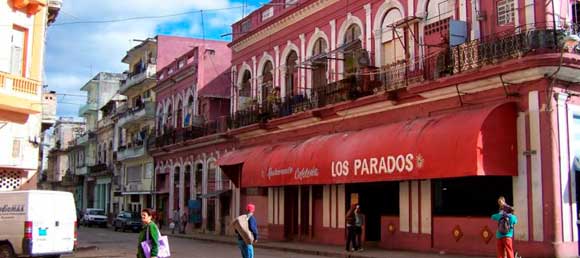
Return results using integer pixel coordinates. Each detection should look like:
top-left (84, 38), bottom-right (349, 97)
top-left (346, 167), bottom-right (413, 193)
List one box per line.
top-left (284, 186), bottom-right (299, 240)
top-left (347, 182), bottom-right (399, 242)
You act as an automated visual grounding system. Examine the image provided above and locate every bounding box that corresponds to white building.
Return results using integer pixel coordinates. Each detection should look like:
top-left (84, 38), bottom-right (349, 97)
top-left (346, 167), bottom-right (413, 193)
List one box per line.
top-left (0, 0), bottom-right (61, 191)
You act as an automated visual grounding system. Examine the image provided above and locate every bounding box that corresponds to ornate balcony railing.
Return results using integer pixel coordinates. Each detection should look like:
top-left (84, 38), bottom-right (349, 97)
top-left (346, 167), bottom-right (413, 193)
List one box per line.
top-left (88, 163), bottom-right (111, 175)
top-left (153, 25), bottom-right (579, 147)
top-left (451, 29), bottom-right (561, 73)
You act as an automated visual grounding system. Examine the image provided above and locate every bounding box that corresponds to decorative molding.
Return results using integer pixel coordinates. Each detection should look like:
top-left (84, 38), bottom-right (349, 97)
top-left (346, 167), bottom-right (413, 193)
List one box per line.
top-left (232, 0), bottom-right (340, 52)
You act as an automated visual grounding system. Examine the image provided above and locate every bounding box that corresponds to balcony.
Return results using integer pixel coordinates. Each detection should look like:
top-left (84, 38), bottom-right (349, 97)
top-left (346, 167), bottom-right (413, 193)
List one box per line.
top-left (97, 115), bottom-right (114, 129)
top-left (153, 26), bottom-right (580, 147)
top-left (74, 166), bottom-right (87, 176)
top-left (117, 142), bottom-right (147, 161)
top-left (0, 71), bottom-right (42, 114)
top-left (75, 131), bottom-right (95, 145)
top-left (119, 64), bottom-right (156, 95)
top-left (61, 173), bottom-right (80, 186)
top-left (155, 116), bottom-right (230, 148)
top-left (78, 102), bottom-right (97, 116)
top-left (117, 101), bottom-right (155, 128)
top-left (88, 163), bottom-right (112, 177)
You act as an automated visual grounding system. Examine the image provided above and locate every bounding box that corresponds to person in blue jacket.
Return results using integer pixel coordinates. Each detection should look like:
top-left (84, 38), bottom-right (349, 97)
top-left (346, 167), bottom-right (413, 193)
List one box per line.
top-left (491, 196), bottom-right (518, 258)
top-left (236, 203), bottom-right (258, 258)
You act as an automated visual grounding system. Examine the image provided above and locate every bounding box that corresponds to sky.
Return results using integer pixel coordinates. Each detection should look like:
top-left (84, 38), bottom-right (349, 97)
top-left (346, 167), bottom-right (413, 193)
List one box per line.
top-left (45, 0), bottom-right (261, 118)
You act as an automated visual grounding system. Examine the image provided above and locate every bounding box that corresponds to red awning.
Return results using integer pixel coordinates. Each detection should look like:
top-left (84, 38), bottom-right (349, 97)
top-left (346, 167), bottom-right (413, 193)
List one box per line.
top-left (218, 103), bottom-right (517, 187)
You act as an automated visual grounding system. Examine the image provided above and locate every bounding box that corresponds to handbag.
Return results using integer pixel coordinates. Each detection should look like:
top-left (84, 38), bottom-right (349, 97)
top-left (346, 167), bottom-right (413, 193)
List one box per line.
top-left (140, 224), bottom-right (171, 258)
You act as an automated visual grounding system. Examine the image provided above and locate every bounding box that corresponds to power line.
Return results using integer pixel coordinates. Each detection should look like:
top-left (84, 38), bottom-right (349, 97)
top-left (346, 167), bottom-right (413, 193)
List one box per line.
top-left (57, 101), bottom-right (85, 106)
top-left (56, 93), bottom-right (87, 98)
top-left (51, 6), bottom-right (245, 26)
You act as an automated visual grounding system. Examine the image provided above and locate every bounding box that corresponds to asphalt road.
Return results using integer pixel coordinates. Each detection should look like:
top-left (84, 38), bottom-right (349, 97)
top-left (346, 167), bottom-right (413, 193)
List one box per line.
top-left (72, 226), bottom-right (324, 258)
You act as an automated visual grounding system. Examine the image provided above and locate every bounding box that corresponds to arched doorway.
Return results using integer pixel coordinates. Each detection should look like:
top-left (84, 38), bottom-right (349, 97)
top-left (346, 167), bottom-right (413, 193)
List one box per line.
top-left (343, 24), bottom-right (363, 77)
top-left (261, 61), bottom-right (275, 111)
top-left (173, 166), bottom-right (180, 215)
top-left (176, 100), bottom-right (183, 129)
top-left (285, 51), bottom-right (299, 98)
top-left (311, 37), bottom-right (328, 92)
top-left (239, 70), bottom-right (252, 110)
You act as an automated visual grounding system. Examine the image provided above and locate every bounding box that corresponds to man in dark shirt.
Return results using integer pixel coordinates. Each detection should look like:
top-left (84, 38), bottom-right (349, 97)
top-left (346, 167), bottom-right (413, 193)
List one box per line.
top-left (236, 204), bottom-right (258, 258)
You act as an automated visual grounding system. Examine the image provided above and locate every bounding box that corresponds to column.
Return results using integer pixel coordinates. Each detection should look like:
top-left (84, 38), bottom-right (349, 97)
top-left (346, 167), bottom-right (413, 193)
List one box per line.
top-left (299, 34), bottom-right (306, 93)
top-left (364, 4), bottom-right (372, 52)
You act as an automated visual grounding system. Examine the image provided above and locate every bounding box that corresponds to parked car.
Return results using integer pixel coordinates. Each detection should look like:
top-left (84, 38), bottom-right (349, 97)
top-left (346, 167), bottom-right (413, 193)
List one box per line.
top-left (81, 208), bottom-right (108, 227)
top-left (0, 190), bottom-right (76, 258)
top-left (112, 211), bottom-right (142, 232)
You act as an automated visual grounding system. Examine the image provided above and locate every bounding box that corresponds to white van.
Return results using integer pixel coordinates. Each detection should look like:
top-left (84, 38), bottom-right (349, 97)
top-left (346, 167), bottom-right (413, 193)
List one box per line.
top-left (0, 190), bottom-right (77, 258)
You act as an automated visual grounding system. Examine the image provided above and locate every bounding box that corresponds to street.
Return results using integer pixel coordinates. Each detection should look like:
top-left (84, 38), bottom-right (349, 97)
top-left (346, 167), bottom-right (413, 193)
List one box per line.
top-left (72, 226), bottom-right (324, 258)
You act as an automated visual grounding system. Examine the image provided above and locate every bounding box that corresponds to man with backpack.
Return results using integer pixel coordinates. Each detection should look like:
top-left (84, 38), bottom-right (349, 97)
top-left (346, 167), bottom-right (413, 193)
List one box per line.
top-left (491, 196), bottom-right (518, 258)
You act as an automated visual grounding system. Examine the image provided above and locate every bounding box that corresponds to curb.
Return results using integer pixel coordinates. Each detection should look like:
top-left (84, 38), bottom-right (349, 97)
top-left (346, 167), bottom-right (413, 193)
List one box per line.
top-left (75, 245), bottom-right (98, 252)
top-left (166, 233), bottom-right (380, 258)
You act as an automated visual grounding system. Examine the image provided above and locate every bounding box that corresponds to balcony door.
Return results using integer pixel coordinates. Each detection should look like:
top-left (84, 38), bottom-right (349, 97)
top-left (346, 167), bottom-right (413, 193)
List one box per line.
top-left (261, 61), bottom-right (274, 109)
top-left (285, 51), bottom-right (298, 97)
top-left (311, 38), bottom-right (328, 93)
top-left (11, 25), bottom-right (27, 76)
top-left (381, 9), bottom-right (406, 66)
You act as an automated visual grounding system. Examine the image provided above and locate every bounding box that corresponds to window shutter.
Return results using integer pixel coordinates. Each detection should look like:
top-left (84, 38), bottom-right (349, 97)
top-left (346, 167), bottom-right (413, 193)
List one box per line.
top-left (12, 139), bottom-right (21, 158)
top-left (10, 46), bottom-right (23, 76)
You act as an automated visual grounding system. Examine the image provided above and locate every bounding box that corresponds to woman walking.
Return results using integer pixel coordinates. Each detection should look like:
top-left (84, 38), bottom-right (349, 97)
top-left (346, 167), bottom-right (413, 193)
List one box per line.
top-left (137, 208), bottom-right (160, 258)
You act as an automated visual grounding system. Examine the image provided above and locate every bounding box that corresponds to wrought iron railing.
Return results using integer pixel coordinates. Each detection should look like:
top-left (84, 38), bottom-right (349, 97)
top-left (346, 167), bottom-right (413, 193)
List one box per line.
top-left (152, 25), bottom-right (579, 146)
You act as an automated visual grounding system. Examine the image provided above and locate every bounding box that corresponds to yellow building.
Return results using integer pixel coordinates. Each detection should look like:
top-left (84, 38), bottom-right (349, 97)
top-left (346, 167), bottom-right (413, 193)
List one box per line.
top-left (0, 0), bottom-right (61, 190)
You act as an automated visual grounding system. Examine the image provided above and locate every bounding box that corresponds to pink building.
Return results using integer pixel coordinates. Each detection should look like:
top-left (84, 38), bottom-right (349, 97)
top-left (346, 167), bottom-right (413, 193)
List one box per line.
top-left (206, 0), bottom-right (580, 257)
top-left (151, 39), bottom-right (232, 233)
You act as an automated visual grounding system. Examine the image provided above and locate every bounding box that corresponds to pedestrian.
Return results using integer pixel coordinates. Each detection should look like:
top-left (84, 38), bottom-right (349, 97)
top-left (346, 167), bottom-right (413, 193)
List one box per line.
top-left (235, 204), bottom-right (258, 258)
top-left (157, 210), bottom-right (164, 230)
top-left (180, 211), bottom-right (188, 234)
top-left (137, 208), bottom-right (160, 258)
top-left (345, 204), bottom-right (358, 252)
top-left (353, 205), bottom-right (364, 251)
top-left (491, 196), bottom-right (518, 258)
top-left (171, 209), bottom-right (180, 234)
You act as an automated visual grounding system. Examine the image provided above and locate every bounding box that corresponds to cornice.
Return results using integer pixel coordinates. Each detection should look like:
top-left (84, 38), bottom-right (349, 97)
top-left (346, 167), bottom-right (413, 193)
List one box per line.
top-left (231, 0), bottom-right (339, 53)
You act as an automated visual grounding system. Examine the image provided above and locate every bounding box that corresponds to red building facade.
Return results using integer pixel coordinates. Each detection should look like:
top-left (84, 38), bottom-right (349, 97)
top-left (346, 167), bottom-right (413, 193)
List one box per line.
top-left (218, 0), bottom-right (580, 257)
top-left (151, 39), bottom-right (232, 234)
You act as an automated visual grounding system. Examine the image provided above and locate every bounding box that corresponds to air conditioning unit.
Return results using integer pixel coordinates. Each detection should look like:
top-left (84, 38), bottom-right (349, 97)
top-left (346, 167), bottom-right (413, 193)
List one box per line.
top-left (48, 0), bottom-right (62, 9)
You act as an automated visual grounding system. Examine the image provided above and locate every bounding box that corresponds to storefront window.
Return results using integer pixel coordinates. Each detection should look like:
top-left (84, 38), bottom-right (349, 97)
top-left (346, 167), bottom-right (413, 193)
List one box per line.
top-left (432, 176), bottom-right (512, 216)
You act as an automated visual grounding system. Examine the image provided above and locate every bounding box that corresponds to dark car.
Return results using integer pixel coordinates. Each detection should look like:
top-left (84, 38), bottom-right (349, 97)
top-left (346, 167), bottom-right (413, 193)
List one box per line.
top-left (113, 211), bottom-right (142, 232)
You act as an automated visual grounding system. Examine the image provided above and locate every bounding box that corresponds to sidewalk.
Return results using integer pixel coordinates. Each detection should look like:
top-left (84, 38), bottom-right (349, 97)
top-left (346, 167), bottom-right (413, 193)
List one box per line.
top-left (161, 229), bottom-right (491, 258)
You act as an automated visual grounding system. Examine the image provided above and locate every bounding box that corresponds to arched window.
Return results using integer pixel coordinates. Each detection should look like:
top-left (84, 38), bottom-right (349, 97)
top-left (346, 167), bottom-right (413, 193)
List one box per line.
top-left (157, 114), bottom-right (163, 135)
top-left (381, 9), bottom-right (405, 66)
top-left (167, 105), bottom-right (173, 129)
top-left (344, 24), bottom-right (362, 44)
top-left (240, 70), bottom-right (252, 98)
top-left (176, 100), bottom-right (183, 129)
top-left (343, 24), bottom-right (363, 75)
top-left (285, 50), bottom-right (299, 97)
top-left (185, 95), bottom-right (194, 126)
top-left (261, 61), bottom-right (275, 105)
top-left (311, 38), bottom-right (328, 90)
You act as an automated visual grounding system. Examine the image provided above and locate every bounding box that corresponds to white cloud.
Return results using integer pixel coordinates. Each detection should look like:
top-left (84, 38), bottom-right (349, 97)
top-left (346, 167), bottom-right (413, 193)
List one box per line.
top-left (45, 0), bottom-right (255, 117)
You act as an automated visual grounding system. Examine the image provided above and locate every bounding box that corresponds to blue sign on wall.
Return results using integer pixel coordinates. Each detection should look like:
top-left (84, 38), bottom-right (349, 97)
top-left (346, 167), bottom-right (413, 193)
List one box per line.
top-left (188, 199), bottom-right (201, 223)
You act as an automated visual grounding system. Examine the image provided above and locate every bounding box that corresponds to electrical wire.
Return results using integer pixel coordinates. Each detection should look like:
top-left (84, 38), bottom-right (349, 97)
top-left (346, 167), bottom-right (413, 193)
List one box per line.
top-left (51, 6), bottom-right (246, 26)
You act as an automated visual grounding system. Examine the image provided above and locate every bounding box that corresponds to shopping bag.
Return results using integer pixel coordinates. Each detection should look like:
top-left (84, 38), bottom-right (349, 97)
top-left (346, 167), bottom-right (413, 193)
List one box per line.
top-left (140, 225), bottom-right (171, 258)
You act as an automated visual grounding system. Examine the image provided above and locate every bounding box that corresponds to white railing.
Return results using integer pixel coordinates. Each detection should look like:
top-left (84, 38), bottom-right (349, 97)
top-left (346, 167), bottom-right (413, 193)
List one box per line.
top-left (0, 71), bottom-right (41, 99)
top-left (117, 144), bottom-right (146, 161)
top-left (119, 64), bottom-right (156, 93)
